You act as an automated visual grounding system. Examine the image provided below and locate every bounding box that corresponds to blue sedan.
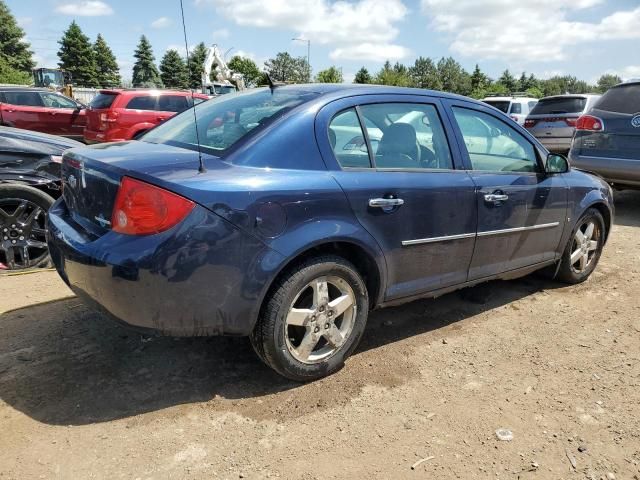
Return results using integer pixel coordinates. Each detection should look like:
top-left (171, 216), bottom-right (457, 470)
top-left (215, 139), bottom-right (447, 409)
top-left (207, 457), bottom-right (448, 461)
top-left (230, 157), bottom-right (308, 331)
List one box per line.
top-left (47, 85), bottom-right (614, 381)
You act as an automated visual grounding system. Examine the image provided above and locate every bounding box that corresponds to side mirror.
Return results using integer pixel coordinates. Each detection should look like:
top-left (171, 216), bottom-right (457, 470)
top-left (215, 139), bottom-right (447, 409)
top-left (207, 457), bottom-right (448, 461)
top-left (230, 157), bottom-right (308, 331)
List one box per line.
top-left (545, 153), bottom-right (569, 174)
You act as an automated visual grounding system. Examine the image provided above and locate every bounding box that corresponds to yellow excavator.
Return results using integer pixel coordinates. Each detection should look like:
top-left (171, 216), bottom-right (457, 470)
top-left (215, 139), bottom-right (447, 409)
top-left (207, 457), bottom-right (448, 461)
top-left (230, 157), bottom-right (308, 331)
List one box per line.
top-left (32, 68), bottom-right (74, 98)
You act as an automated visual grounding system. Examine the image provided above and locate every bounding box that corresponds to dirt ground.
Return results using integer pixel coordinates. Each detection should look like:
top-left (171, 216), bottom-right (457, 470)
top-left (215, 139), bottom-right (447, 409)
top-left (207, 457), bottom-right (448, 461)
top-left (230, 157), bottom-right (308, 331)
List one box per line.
top-left (1, 191), bottom-right (639, 480)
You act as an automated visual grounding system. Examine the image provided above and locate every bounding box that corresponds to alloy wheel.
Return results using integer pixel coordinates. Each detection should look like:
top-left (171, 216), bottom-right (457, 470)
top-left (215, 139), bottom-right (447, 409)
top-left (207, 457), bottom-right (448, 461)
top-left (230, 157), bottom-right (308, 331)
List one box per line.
top-left (569, 219), bottom-right (600, 274)
top-left (284, 275), bottom-right (357, 364)
top-left (0, 198), bottom-right (48, 270)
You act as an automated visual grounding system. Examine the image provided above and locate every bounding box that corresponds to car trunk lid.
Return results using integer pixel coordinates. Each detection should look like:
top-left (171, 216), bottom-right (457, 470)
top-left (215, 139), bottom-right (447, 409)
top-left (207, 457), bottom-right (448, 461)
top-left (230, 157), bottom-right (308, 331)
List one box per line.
top-left (573, 108), bottom-right (640, 160)
top-left (86, 91), bottom-right (120, 132)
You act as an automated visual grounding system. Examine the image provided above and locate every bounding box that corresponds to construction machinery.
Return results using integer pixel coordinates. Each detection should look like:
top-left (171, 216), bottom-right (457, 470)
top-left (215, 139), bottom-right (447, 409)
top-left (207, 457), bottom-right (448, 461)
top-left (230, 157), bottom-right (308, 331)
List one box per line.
top-left (32, 68), bottom-right (74, 98)
top-left (201, 44), bottom-right (245, 96)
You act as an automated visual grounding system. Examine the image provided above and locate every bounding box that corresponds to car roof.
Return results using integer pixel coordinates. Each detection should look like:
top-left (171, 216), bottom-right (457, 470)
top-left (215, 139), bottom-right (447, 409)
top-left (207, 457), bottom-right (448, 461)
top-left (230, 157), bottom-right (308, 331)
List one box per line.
top-left (538, 94), bottom-right (600, 101)
top-left (98, 88), bottom-right (206, 96)
top-left (482, 96), bottom-right (537, 101)
top-left (0, 87), bottom-right (50, 92)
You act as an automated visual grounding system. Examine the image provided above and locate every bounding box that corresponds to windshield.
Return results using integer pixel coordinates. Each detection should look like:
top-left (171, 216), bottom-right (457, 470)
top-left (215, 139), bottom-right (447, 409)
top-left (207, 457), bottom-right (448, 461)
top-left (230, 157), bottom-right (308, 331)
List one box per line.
top-left (530, 97), bottom-right (586, 115)
top-left (142, 88), bottom-right (321, 155)
top-left (483, 100), bottom-right (510, 113)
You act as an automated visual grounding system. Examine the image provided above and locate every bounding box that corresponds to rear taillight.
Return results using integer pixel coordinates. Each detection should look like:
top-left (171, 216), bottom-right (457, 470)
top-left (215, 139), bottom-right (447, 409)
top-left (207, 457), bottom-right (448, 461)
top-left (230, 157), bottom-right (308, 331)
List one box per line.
top-left (524, 119), bottom-right (537, 128)
top-left (111, 177), bottom-right (195, 235)
top-left (576, 115), bottom-right (604, 132)
top-left (564, 117), bottom-right (578, 127)
top-left (99, 111), bottom-right (118, 130)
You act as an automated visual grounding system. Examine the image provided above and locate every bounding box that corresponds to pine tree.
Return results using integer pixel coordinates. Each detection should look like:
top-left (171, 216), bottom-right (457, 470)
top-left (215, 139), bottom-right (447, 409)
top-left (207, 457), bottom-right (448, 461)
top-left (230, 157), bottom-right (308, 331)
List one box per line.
top-left (409, 57), bottom-right (441, 90)
top-left (0, 0), bottom-right (35, 74)
top-left (353, 67), bottom-right (371, 84)
top-left (57, 21), bottom-right (99, 87)
top-left (160, 49), bottom-right (188, 88)
top-left (93, 34), bottom-right (120, 87)
top-left (132, 35), bottom-right (162, 87)
top-left (187, 42), bottom-right (209, 89)
top-left (498, 69), bottom-right (517, 93)
top-left (470, 64), bottom-right (489, 91)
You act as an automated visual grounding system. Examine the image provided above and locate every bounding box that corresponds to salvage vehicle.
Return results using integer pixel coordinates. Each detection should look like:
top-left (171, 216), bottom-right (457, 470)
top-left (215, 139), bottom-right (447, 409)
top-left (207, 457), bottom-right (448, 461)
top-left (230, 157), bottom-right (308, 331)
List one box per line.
top-left (0, 87), bottom-right (87, 141)
top-left (525, 94), bottom-right (601, 153)
top-left (83, 89), bottom-right (209, 144)
top-left (47, 85), bottom-right (614, 381)
top-left (569, 80), bottom-right (640, 189)
top-left (0, 126), bottom-right (82, 270)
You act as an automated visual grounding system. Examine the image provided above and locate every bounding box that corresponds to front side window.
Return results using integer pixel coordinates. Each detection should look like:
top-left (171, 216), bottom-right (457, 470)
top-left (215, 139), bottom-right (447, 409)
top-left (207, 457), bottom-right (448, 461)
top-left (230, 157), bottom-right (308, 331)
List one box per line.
top-left (40, 92), bottom-right (77, 109)
top-left (359, 103), bottom-right (453, 170)
top-left (158, 95), bottom-right (189, 113)
top-left (2, 92), bottom-right (43, 107)
top-left (329, 108), bottom-right (371, 168)
top-left (126, 96), bottom-right (158, 111)
top-left (452, 107), bottom-right (538, 173)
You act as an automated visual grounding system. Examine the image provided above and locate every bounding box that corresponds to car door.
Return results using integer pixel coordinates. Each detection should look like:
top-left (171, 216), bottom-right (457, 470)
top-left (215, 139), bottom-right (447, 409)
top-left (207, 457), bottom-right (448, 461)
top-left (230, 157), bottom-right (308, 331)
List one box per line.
top-left (316, 95), bottom-right (478, 301)
top-left (39, 92), bottom-right (85, 138)
top-left (444, 100), bottom-right (568, 280)
top-left (0, 91), bottom-right (46, 132)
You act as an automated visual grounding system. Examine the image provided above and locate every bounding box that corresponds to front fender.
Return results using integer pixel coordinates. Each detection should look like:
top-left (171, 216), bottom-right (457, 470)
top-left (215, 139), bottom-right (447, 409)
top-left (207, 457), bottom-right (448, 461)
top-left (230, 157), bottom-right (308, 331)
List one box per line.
top-left (565, 174), bottom-right (614, 247)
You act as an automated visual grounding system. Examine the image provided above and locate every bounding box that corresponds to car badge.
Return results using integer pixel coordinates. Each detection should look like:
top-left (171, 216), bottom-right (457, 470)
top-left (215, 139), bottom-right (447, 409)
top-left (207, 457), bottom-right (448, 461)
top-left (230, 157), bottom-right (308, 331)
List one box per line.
top-left (631, 114), bottom-right (640, 128)
top-left (68, 174), bottom-right (77, 189)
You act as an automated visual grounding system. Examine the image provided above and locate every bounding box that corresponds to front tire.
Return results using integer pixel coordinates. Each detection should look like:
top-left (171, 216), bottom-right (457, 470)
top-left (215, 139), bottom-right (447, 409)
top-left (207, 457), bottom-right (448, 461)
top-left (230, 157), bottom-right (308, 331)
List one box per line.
top-left (250, 255), bottom-right (369, 381)
top-left (556, 208), bottom-right (606, 284)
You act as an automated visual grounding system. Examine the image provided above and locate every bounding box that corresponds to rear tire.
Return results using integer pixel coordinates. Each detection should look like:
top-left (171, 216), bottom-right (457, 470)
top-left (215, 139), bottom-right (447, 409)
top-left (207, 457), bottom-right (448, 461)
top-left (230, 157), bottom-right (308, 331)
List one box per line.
top-left (556, 208), bottom-right (605, 284)
top-left (250, 255), bottom-right (369, 381)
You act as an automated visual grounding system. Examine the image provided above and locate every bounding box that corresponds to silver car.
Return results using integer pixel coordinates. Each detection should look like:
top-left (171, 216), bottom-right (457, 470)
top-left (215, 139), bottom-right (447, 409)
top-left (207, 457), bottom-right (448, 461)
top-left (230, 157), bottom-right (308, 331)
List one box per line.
top-left (524, 94), bottom-right (600, 153)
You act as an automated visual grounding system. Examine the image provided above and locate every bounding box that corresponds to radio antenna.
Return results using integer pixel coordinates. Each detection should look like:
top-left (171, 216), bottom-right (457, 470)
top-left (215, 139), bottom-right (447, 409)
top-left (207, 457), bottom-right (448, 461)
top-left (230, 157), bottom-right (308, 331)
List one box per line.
top-left (179, 0), bottom-right (206, 173)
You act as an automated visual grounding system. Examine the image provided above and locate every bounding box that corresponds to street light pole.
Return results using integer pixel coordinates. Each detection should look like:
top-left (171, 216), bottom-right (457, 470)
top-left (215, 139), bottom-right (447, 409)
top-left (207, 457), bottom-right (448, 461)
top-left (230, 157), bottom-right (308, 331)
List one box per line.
top-left (292, 37), bottom-right (311, 82)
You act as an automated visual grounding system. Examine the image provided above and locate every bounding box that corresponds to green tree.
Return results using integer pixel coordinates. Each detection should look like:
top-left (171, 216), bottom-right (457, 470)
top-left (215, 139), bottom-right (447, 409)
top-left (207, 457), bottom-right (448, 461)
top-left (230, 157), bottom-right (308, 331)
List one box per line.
top-left (374, 60), bottom-right (411, 86)
top-left (93, 34), bottom-right (120, 87)
top-left (498, 69), bottom-right (517, 93)
top-left (596, 74), bottom-right (622, 93)
top-left (437, 57), bottom-right (471, 95)
top-left (57, 21), bottom-right (98, 87)
top-left (353, 67), bottom-right (371, 84)
top-left (0, 55), bottom-right (31, 84)
top-left (315, 65), bottom-right (343, 83)
top-left (228, 55), bottom-right (262, 87)
top-left (159, 49), bottom-right (188, 88)
top-left (409, 56), bottom-right (441, 89)
top-left (132, 35), bottom-right (162, 87)
top-left (187, 42), bottom-right (209, 90)
top-left (470, 64), bottom-right (489, 91)
top-left (0, 0), bottom-right (35, 75)
top-left (264, 52), bottom-right (309, 83)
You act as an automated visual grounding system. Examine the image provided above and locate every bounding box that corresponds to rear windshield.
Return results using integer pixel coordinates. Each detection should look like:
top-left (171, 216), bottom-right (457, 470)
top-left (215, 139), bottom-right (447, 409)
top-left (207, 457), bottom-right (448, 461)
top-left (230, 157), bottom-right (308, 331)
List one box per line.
top-left (530, 97), bottom-right (586, 115)
top-left (595, 83), bottom-right (640, 114)
top-left (142, 88), bottom-right (320, 156)
top-left (484, 100), bottom-right (510, 113)
top-left (90, 92), bottom-right (118, 110)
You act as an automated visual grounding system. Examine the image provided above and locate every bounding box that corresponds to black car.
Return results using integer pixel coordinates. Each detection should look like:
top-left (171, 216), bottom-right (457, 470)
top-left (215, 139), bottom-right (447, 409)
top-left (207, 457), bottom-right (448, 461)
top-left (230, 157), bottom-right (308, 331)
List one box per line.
top-left (569, 80), bottom-right (640, 189)
top-left (0, 126), bottom-right (82, 270)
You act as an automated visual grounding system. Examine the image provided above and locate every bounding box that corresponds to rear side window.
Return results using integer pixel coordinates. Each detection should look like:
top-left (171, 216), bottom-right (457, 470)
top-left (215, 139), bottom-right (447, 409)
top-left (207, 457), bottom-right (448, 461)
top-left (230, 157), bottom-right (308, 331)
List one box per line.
top-left (158, 95), bottom-right (189, 113)
top-left (510, 103), bottom-right (522, 114)
top-left (329, 108), bottom-right (371, 168)
top-left (90, 93), bottom-right (118, 110)
top-left (530, 97), bottom-right (586, 115)
top-left (126, 96), bottom-right (158, 111)
top-left (595, 84), bottom-right (640, 114)
top-left (2, 92), bottom-right (44, 107)
top-left (484, 100), bottom-right (510, 113)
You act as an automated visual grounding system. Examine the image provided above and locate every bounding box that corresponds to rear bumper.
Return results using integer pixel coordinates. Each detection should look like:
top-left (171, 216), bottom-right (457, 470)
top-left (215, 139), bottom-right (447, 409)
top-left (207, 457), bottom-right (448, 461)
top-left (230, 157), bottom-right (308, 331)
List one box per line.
top-left (569, 152), bottom-right (640, 187)
top-left (47, 198), bottom-right (284, 336)
top-left (83, 128), bottom-right (125, 144)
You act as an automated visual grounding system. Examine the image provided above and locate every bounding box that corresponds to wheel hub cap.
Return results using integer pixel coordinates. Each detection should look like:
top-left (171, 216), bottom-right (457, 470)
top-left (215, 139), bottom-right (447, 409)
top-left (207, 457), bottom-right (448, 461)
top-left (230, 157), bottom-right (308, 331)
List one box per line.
top-left (0, 199), bottom-right (48, 270)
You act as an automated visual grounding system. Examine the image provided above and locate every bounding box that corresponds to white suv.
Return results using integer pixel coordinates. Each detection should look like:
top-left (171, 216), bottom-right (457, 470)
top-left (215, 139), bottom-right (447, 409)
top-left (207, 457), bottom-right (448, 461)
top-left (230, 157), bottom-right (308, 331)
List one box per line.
top-left (481, 95), bottom-right (538, 126)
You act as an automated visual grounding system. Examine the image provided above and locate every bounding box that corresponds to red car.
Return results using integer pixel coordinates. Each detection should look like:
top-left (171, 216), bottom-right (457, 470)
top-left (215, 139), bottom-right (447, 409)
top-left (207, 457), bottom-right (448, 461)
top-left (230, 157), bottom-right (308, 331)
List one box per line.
top-left (84, 89), bottom-right (209, 143)
top-left (0, 87), bottom-right (86, 141)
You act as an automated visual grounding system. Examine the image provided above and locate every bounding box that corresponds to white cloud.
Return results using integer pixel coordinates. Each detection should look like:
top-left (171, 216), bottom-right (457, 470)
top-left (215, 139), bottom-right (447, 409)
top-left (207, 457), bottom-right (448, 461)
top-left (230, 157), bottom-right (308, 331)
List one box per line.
top-left (212, 28), bottom-right (230, 39)
top-left (604, 65), bottom-right (640, 82)
top-left (420, 1), bottom-right (640, 62)
top-left (196, 0), bottom-right (409, 61)
top-left (151, 17), bottom-right (172, 29)
top-left (55, 1), bottom-right (114, 16)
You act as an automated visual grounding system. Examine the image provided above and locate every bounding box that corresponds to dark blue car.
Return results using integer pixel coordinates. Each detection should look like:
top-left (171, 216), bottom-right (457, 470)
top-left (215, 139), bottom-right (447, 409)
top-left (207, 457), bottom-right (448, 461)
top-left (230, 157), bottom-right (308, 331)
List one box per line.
top-left (47, 85), bottom-right (614, 380)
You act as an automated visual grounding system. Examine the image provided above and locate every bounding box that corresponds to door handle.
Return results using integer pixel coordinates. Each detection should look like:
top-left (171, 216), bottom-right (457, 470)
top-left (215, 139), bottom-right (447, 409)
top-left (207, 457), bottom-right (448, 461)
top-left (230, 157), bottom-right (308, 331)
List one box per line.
top-left (484, 193), bottom-right (509, 202)
top-left (369, 198), bottom-right (404, 208)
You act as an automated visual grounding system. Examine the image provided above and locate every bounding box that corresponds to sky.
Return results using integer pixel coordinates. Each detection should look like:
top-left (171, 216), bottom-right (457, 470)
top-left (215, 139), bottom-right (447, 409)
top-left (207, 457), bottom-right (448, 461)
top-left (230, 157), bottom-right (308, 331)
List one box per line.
top-left (8, 0), bottom-right (640, 84)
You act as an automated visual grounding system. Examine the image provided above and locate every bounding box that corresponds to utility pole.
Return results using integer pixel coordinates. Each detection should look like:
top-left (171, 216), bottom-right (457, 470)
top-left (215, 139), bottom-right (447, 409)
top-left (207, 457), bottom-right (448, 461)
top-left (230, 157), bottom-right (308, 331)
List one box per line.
top-left (292, 37), bottom-right (311, 82)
